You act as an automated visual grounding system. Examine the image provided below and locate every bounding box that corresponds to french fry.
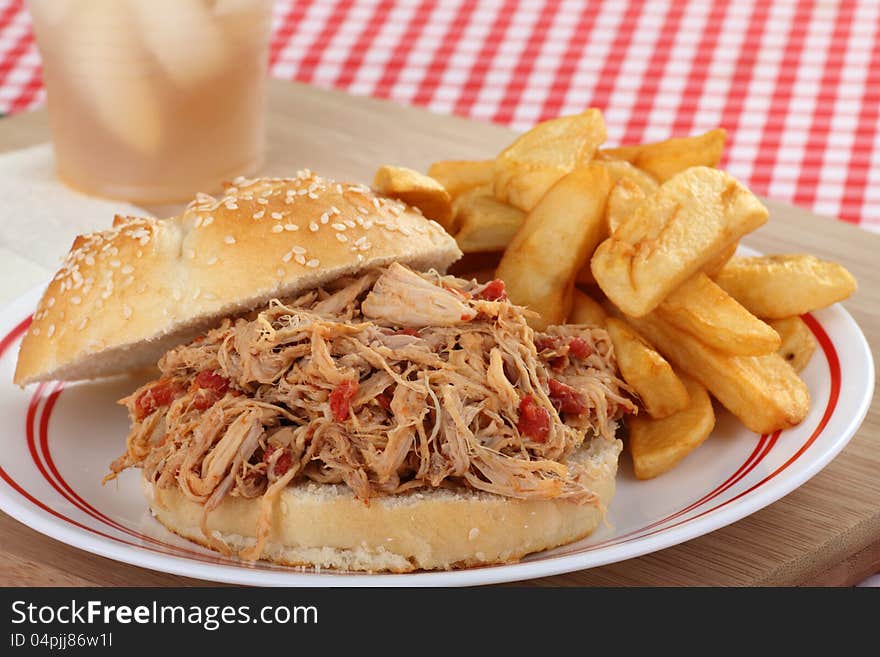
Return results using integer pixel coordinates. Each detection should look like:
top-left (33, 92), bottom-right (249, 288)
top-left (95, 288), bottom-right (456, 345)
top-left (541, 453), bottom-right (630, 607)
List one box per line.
top-left (597, 159), bottom-right (659, 195)
top-left (569, 289), bottom-right (608, 327)
top-left (606, 317), bottom-right (690, 419)
top-left (770, 317), bottom-right (817, 373)
top-left (702, 241), bottom-right (738, 277)
top-left (497, 163), bottom-right (612, 329)
top-left (453, 193), bottom-right (525, 253)
top-left (374, 165), bottom-right (454, 229)
top-left (493, 110), bottom-right (606, 211)
top-left (657, 273), bottom-right (781, 356)
top-left (625, 311), bottom-right (809, 434)
top-left (590, 167), bottom-right (768, 317)
top-left (628, 374), bottom-right (716, 479)
top-left (713, 254), bottom-right (857, 319)
top-left (605, 175), bottom-right (648, 235)
top-left (427, 159), bottom-right (494, 199)
top-left (601, 129), bottom-right (726, 182)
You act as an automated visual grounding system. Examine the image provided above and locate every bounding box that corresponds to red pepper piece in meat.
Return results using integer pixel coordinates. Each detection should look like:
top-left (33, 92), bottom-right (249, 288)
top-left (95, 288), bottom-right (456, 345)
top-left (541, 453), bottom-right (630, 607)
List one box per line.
top-left (376, 393), bottom-right (393, 411)
top-left (192, 370), bottom-right (230, 410)
top-left (517, 394), bottom-right (551, 442)
top-left (548, 378), bottom-right (588, 415)
top-left (568, 337), bottom-right (592, 359)
top-left (134, 379), bottom-right (181, 421)
top-left (330, 380), bottom-right (359, 422)
top-left (476, 279), bottom-right (508, 301)
top-left (262, 446), bottom-right (292, 477)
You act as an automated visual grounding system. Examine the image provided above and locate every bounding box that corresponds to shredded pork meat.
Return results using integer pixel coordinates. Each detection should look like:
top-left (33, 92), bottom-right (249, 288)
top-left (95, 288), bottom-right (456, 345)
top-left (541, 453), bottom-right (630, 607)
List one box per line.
top-left (107, 263), bottom-right (635, 559)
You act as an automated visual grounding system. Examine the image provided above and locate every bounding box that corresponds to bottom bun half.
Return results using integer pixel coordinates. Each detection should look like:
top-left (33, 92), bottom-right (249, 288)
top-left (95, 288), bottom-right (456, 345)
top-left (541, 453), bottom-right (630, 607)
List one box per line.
top-left (145, 437), bottom-right (622, 573)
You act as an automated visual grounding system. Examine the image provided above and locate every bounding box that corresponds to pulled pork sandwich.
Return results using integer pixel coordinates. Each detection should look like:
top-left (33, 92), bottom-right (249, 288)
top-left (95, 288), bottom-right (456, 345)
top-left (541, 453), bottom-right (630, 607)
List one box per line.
top-left (15, 172), bottom-right (634, 572)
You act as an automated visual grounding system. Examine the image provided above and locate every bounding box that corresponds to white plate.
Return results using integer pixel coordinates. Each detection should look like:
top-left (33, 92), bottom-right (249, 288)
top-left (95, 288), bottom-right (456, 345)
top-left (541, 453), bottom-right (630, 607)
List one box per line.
top-left (0, 281), bottom-right (873, 586)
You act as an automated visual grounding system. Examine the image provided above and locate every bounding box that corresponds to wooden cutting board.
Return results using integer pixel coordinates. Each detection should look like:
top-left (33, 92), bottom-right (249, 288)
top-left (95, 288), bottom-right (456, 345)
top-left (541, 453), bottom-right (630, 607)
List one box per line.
top-left (1, 80), bottom-right (878, 586)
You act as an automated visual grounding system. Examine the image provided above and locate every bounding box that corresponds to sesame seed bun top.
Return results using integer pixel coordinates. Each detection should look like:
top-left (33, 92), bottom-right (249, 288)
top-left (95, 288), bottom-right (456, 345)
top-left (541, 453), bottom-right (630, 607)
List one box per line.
top-left (14, 171), bottom-right (462, 385)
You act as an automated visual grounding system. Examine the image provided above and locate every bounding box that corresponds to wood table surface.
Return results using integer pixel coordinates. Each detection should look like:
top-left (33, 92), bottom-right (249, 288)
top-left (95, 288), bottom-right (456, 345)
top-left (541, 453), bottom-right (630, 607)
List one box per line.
top-left (0, 80), bottom-right (878, 586)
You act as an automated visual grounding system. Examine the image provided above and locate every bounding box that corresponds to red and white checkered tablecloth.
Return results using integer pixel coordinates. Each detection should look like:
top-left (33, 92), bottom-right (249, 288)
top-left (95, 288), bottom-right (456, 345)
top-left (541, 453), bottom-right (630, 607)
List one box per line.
top-left (0, 0), bottom-right (877, 230)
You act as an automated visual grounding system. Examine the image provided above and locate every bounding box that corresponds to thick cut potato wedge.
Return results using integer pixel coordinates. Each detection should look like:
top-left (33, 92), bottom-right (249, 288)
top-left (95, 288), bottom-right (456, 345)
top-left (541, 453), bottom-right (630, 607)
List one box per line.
top-left (657, 273), bottom-right (781, 356)
top-left (601, 129), bottom-right (726, 182)
top-left (628, 374), bottom-right (716, 480)
top-left (453, 193), bottom-right (525, 253)
top-left (374, 165), bottom-right (454, 229)
top-left (493, 110), bottom-right (606, 211)
top-left (569, 289), bottom-right (608, 327)
top-left (427, 159), bottom-right (494, 199)
top-left (591, 167), bottom-right (768, 317)
top-left (770, 316), bottom-right (817, 373)
top-left (605, 175), bottom-right (649, 236)
top-left (606, 317), bottom-right (690, 419)
top-left (496, 164), bottom-right (612, 329)
top-left (626, 312), bottom-right (809, 434)
top-left (702, 241), bottom-right (738, 277)
top-left (713, 254), bottom-right (857, 319)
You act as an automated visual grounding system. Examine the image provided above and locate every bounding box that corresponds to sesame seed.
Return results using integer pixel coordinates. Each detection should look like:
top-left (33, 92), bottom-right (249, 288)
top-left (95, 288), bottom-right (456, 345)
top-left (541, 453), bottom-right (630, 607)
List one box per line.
top-left (331, 223), bottom-right (347, 231)
top-left (372, 197), bottom-right (381, 209)
top-left (330, 206), bottom-right (341, 215)
top-left (308, 192), bottom-right (318, 199)
top-left (253, 210), bottom-right (265, 220)
top-left (257, 198), bottom-right (269, 205)
top-left (195, 216), bottom-right (203, 228)
top-left (272, 225), bottom-right (284, 233)
top-left (282, 252), bottom-right (293, 263)
top-left (289, 246), bottom-right (305, 254)
top-left (224, 235), bottom-right (236, 244)
top-left (71, 296), bottom-right (82, 305)
top-left (225, 202), bottom-right (238, 210)
top-left (77, 317), bottom-right (88, 330)
top-left (295, 254), bottom-right (306, 265)
top-left (357, 207), bottom-right (369, 215)
top-left (122, 304), bottom-right (132, 319)
top-left (203, 216), bottom-right (214, 226)
top-left (47, 324), bottom-right (55, 338)
top-left (309, 222), bottom-right (319, 232)
top-left (271, 212), bottom-right (283, 219)
top-left (109, 259), bottom-right (121, 268)
top-left (277, 268), bottom-right (285, 277)
top-left (47, 297), bottom-right (55, 308)
top-left (320, 214), bottom-right (330, 225)
top-left (284, 224), bottom-right (298, 231)
top-left (357, 254), bottom-right (364, 263)
top-left (336, 233), bottom-right (348, 243)
top-left (306, 259), bottom-right (320, 268)
top-left (344, 219), bottom-right (356, 228)
top-left (31, 327), bottom-right (40, 336)
top-left (354, 236), bottom-right (367, 245)
top-left (121, 265), bottom-right (134, 274)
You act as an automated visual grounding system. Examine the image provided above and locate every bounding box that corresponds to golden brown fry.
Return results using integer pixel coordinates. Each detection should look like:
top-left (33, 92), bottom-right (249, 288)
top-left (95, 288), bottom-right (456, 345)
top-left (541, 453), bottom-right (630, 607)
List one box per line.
top-left (702, 241), bottom-right (738, 277)
top-left (657, 273), bottom-right (781, 356)
top-left (493, 110), bottom-right (606, 211)
top-left (591, 167), bottom-right (768, 317)
top-left (605, 175), bottom-right (649, 235)
top-left (497, 163), bottom-right (612, 329)
top-left (713, 254), bottom-right (858, 319)
top-left (374, 165), bottom-right (454, 229)
top-left (569, 289), bottom-right (608, 327)
top-left (628, 374), bottom-right (716, 480)
top-left (606, 317), bottom-right (690, 419)
top-left (770, 316), bottom-right (817, 373)
top-left (452, 193), bottom-right (525, 253)
top-left (597, 159), bottom-right (659, 195)
top-left (625, 311), bottom-right (809, 434)
top-left (601, 129), bottom-right (726, 182)
top-left (427, 159), bottom-right (494, 199)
